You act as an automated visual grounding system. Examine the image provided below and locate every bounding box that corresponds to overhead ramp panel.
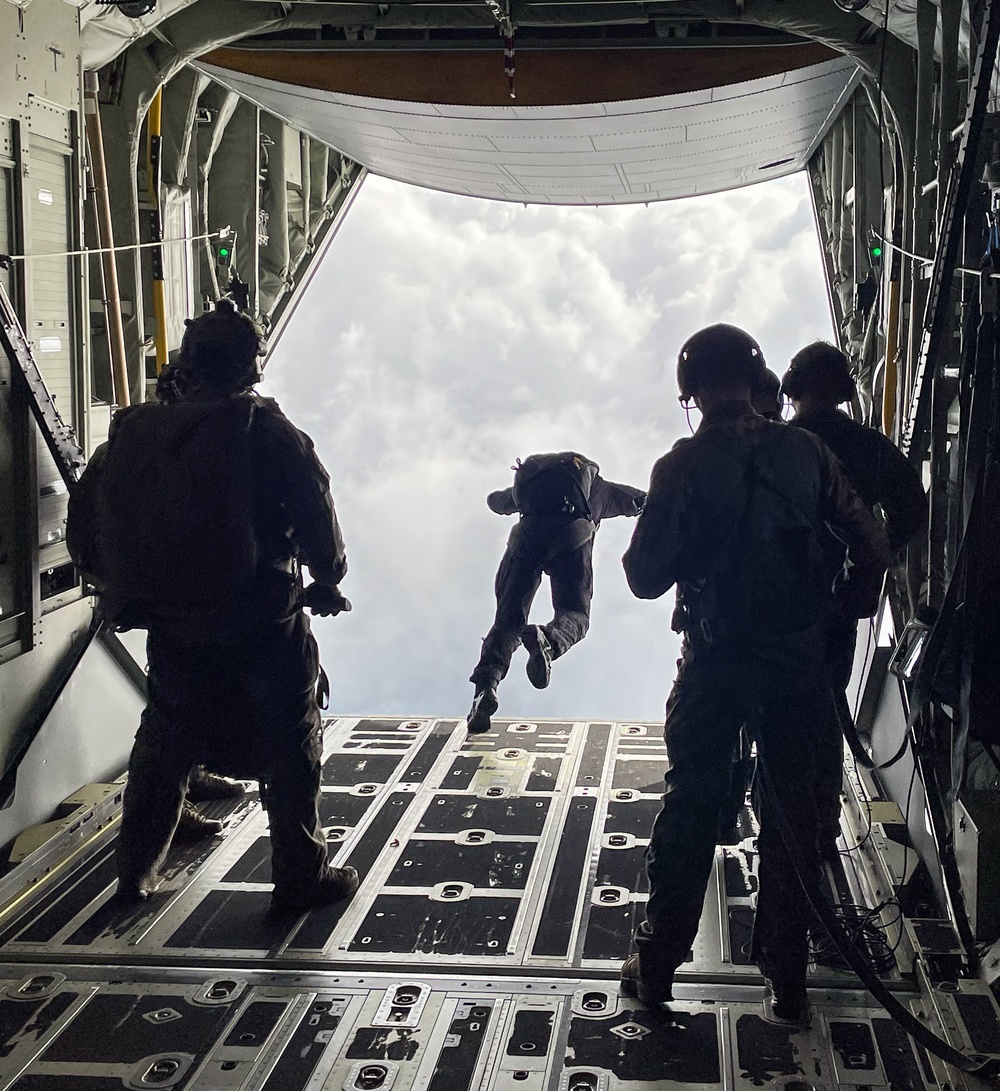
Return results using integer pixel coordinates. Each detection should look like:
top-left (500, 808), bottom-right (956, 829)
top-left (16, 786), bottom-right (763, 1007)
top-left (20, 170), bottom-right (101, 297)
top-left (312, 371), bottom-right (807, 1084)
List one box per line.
top-left (195, 56), bottom-right (861, 205)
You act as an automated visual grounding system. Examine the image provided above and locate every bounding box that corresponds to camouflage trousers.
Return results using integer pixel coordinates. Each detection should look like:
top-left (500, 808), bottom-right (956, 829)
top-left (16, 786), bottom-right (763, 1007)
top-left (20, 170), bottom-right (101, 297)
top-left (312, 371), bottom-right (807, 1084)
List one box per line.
top-left (639, 648), bottom-right (824, 990)
top-left (117, 611), bottom-right (330, 899)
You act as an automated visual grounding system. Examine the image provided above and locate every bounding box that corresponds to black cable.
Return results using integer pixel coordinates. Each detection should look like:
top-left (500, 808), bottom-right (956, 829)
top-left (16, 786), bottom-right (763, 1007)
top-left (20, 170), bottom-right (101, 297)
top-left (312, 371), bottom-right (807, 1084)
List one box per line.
top-left (812, 899), bottom-right (901, 974)
top-left (756, 742), bottom-right (998, 1082)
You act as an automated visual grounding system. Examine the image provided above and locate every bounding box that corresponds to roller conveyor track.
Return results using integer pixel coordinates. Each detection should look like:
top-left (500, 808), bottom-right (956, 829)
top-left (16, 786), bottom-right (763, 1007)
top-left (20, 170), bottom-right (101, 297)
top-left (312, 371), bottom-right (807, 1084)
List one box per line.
top-left (0, 716), bottom-right (997, 1090)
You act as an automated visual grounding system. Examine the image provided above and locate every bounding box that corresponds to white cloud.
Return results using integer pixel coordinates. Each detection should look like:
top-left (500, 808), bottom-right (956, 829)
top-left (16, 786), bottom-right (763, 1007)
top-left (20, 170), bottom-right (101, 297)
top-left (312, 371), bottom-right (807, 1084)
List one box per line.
top-left (263, 171), bottom-right (834, 721)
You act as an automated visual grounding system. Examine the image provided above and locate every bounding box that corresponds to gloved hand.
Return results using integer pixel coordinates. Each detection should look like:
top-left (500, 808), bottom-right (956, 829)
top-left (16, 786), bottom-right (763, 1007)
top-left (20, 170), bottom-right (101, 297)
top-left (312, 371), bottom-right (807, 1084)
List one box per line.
top-left (301, 583), bottom-right (352, 617)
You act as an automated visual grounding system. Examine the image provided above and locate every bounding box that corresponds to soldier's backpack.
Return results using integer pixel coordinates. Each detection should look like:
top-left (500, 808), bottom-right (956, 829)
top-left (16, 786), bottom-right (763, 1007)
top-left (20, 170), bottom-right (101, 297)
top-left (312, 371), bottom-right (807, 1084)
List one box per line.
top-left (680, 427), bottom-right (829, 666)
top-left (94, 396), bottom-right (259, 614)
top-left (511, 452), bottom-right (599, 517)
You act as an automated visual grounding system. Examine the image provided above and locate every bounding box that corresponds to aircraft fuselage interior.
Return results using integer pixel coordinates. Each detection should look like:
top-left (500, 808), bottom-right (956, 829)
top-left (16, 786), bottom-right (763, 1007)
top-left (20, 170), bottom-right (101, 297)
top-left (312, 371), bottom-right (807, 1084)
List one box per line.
top-left (2, 0), bottom-right (1000, 1088)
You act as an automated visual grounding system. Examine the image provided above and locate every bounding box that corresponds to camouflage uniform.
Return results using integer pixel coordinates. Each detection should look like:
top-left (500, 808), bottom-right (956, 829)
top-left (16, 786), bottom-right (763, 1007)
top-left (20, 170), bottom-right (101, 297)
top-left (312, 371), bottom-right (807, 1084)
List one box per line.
top-left (69, 393), bottom-right (347, 901)
top-left (624, 402), bottom-right (890, 992)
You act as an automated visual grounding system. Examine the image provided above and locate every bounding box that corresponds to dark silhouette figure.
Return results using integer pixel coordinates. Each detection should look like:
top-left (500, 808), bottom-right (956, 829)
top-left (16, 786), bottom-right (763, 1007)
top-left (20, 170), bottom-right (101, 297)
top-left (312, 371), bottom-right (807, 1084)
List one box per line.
top-left (467, 453), bottom-right (643, 733)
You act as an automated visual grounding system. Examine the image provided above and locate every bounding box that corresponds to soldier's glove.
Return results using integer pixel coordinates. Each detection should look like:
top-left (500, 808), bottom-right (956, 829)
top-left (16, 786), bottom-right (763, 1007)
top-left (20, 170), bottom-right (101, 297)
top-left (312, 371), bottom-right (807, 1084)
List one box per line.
top-left (302, 583), bottom-right (352, 617)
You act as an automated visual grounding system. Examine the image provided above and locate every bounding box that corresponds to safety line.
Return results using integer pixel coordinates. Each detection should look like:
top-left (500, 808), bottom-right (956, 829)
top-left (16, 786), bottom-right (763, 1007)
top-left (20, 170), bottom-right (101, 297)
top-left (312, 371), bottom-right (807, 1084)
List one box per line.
top-left (0, 226), bottom-right (232, 263)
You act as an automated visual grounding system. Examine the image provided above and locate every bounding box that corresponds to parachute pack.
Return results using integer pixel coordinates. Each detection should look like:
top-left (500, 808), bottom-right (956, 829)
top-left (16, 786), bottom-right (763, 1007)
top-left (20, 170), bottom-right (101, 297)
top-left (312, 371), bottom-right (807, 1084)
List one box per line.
top-left (94, 396), bottom-right (259, 614)
top-left (511, 452), bottom-right (599, 518)
top-left (679, 429), bottom-right (829, 663)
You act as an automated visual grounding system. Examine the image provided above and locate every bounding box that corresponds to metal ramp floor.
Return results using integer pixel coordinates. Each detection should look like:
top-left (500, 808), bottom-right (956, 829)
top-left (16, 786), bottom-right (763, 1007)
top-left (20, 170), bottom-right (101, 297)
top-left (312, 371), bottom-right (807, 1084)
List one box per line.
top-left (0, 716), bottom-right (997, 1090)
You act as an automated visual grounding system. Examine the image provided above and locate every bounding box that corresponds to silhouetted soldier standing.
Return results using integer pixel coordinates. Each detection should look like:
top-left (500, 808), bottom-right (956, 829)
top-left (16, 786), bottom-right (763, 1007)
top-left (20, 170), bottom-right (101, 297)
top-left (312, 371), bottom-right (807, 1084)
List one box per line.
top-left (468, 454), bottom-right (644, 734)
top-left (619, 324), bottom-right (890, 1025)
top-left (68, 301), bottom-right (358, 910)
top-left (783, 341), bottom-right (926, 854)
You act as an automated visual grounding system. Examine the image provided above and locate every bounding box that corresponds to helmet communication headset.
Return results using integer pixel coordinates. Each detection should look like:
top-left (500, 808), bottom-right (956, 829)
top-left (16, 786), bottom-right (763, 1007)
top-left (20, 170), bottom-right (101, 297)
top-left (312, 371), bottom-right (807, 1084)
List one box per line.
top-left (676, 323), bottom-right (768, 405)
top-left (176, 299), bottom-right (266, 393)
top-left (781, 341), bottom-right (856, 405)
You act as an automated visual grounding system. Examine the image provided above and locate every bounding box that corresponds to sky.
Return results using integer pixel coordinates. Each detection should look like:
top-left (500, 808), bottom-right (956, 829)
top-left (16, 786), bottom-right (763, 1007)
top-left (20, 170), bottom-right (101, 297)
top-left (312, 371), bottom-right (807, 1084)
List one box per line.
top-left (261, 172), bottom-right (834, 723)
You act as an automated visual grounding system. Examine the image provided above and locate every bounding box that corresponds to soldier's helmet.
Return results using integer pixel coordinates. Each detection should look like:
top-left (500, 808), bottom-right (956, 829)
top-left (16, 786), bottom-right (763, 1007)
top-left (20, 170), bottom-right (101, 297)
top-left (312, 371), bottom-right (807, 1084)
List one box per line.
top-left (752, 368), bottom-right (784, 420)
top-left (676, 323), bottom-right (768, 403)
top-left (176, 299), bottom-right (264, 393)
top-left (781, 340), bottom-right (856, 405)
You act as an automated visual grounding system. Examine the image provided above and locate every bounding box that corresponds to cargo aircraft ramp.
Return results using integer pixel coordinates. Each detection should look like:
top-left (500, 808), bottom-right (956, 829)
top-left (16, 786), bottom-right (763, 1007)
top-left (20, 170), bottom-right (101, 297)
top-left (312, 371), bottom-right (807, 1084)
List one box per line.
top-left (1, 715), bottom-right (997, 1091)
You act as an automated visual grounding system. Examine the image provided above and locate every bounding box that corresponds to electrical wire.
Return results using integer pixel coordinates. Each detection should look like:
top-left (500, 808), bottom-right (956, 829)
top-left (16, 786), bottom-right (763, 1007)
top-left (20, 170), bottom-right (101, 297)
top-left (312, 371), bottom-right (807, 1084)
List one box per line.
top-left (812, 899), bottom-right (902, 974)
top-left (756, 745), bottom-right (997, 1080)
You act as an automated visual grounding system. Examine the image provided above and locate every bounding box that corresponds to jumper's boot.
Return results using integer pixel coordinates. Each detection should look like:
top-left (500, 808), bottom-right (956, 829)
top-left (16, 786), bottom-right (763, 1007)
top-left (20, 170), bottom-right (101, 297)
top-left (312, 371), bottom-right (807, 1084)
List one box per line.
top-left (522, 625), bottom-right (553, 690)
top-left (467, 685), bottom-right (499, 735)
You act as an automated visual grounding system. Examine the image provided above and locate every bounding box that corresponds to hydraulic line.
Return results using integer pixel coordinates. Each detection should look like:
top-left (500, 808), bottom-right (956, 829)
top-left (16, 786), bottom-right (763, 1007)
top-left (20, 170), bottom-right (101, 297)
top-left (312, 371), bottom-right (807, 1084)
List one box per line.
top-left (755, 744), bottom-right (1000, 1084)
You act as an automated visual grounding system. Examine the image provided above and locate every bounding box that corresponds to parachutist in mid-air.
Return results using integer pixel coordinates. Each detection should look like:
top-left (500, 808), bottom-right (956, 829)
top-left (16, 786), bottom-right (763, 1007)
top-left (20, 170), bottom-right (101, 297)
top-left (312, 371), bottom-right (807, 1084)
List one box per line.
top-left (467, 453), bottom-right (644, 734)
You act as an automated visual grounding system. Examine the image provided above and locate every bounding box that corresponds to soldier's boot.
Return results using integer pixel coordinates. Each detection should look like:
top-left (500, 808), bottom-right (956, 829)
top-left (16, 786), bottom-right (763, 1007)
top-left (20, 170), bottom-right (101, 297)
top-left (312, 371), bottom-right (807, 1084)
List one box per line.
top-left (619, 949), bottom-right (675, 1008)
top-left (187, 766), bottom-right (247, 802)
top-left (467, 685), bottom-right (499, 735)
top-left (272, 866), bottom-right (360, 912)
top-left (757, 937), bottom-right (811, 1027)
top-left (115, 882), bottom-right (151, 903)
top-left (116, 721), bottom-right (191, 902)
top-left (172, 801), bottom-right (225, 842)
top-left (522, 625), bottom-right (552, 689)
top-left (762, 977), bottom-right (810, 1027)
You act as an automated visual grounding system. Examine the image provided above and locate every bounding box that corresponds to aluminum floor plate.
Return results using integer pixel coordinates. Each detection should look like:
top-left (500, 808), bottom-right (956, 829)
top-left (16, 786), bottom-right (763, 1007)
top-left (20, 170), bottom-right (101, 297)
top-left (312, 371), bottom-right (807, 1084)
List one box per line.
top-left (0, 717), bottom-right (997, 1090)
top-left (0, 964), bottom-right (948, 1091)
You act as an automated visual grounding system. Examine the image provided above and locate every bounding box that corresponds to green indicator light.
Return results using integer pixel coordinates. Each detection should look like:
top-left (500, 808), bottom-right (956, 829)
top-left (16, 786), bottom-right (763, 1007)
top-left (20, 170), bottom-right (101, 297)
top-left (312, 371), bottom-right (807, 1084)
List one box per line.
top-left (219, 247), bottom-right (229, 257)
top-left (871, 245), bottom-right (882, 259)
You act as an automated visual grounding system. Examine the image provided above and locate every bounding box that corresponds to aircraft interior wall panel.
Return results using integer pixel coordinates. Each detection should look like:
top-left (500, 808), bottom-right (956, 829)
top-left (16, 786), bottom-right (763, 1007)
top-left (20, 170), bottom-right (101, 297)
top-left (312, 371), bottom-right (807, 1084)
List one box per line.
top-left (24, 137), bottom-right (77, 572)
top-left (0, 0), bottom-right (85, 572)
top-left (0, 0), bottom-right (94, 713)
top-left (0, 165), bottom-right (23, 637)
top-left (0, 598), bottom-right (91, 779)
top-left (868, 673), bottom-right (947, 909)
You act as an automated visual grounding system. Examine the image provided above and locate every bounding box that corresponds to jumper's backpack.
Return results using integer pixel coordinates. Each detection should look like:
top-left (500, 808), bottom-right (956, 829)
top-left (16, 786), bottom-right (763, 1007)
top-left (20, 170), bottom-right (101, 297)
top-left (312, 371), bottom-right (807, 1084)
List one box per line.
top-left (511, 452), bottom-right (599, 517)
top-left (679, 428), bottom-right (828, 664)
top-left (94, 396), bottom-right (259, 613)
